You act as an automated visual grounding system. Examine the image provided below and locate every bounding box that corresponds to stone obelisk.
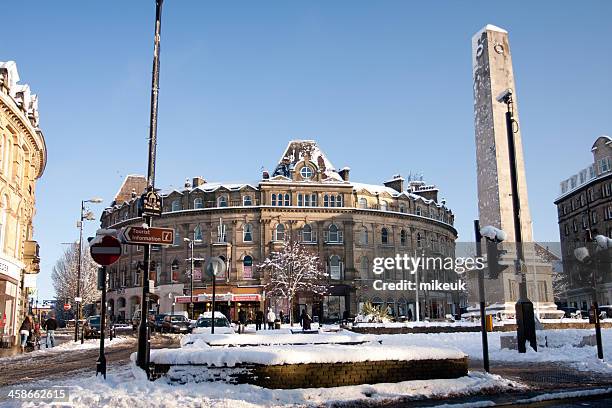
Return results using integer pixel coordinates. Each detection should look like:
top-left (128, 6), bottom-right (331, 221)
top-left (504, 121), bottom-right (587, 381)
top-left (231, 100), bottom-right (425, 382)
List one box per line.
top-left (472, 25), bottom-right (561, 352)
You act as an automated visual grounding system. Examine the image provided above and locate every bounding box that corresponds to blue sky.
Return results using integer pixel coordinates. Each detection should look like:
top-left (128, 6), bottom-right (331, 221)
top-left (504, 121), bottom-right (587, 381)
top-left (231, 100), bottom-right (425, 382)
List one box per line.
top-left (3, 1), bottom-right (611, 301)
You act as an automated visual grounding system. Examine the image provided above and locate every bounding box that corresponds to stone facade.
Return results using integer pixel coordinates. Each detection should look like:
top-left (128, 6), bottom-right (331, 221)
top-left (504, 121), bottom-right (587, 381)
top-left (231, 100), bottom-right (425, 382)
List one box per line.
top-left (555, 135), bottom-right (612, 309)
top-left (0, 61), bottom-right (47, 344)
top-left (101, 141), bottom-right (460, 323)
top-left (472, 25), bottom-right (556, 317)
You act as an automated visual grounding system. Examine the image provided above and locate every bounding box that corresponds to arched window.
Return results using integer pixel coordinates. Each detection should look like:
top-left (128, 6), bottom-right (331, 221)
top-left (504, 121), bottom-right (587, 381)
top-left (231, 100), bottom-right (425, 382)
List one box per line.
top-left (329, 255), bottom-right (343, 280)
top-left (284, 193), bottom-right (290, 206)
top-left (416, 232), bottom-right (422, 248)
top-left (301, 224), bottom-right (314, 243)
top-left (298, 193), bottom-right (303, 206)
top-left (194, 225), bottom-right (203, 242)
top-left (323, 195), bottom-right (329, 207)
top-left (360, 227), bottom-right (369, 245)
top-left (274, 224), bottom-right (285, 241)
top-left (243, 195), bottom-right (252, 206)
top-left (399, 204), bottom-right (406, 213)
top-left (327, 224), bottom-right (342, 243)
top-left (416, 206), bottom-right (422, 216)
top-left (381, 227), bottom-right (389, 244)
top-left (218, 195), bottom-right (228, 207)
top-left (271, 193), bottom-right (277, 206)
top-left (336, 195), bottom-right (343, 207)
top-left (243, 223), bottom-right (253, 242)
top-left (400, 229), bottom-right (407, 246)
top-left (171, 259), bottom-right (179, 283)
top-left (359, 197), bottom-right (367, 209)
top-left (380, 201), bottom-right (388, 211)
top-left (311, 194), bottom-right (317, 206)
top-left (171, 199), bottom-right (181, 212)
top-left (360, 256), bottom-right (369, 279)
top-left (243, 255), bottom-right (254, 279)
top-left (193, 197), bottom-right (203, 209)
top-left (330, 195), bottom-right (336, 207)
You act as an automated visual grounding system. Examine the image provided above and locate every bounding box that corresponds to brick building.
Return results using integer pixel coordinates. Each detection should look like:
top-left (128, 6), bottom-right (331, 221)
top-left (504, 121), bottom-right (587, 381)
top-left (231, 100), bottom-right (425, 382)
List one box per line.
top-left (555, 135), bottom-right (612, 309)
top-left (101, 141), bottom-right (459, 323)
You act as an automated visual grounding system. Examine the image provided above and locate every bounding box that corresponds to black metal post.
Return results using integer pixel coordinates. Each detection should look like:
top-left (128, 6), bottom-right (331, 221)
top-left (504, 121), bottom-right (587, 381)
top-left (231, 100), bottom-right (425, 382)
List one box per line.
top-left (96, 266), bottom-right (107, 379)
top-left (136, 0), bottom-right (164, 376)
top-left (211, 274), bottom-right (216, 334)
top-left (474, 220), bottom-right (490, 372)
top-left (503, 94), bottom-right (536, 353)
top-left (592, 245), bottom-right (604, 360)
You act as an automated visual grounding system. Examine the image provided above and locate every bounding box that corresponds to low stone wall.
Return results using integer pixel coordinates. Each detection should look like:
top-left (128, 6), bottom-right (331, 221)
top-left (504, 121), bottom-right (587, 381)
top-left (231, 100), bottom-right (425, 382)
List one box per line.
top-left (349, 322), bottom-right (612, 335)
top-left (150, 357), bottom-right (468, 388)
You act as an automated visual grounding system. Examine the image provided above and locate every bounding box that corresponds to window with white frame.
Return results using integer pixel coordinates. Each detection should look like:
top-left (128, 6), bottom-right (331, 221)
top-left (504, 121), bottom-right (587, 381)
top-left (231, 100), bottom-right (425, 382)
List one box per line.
top-left (243, 223), bottom-right (253, 242)
top-left (301, 223), bottom-right (317, 243)
top-left (416, 206), bottom-right (421, 216)
top-left (193, 197), bottom-right (203, 209)
top-left (591, 210), bottom-right (598, 224)
top-left (599, 157), bottom-right (611, 174)
top-left (329, 255), bottom-right (343, 280)
top-left (243, 195), bottom-right (252, 206)
top-left (173, 228), bottom-right (181, 246)
top-left (300, 166), bottom-right (314, 180)
top-left (218, 195), bottom-right (228, 207)
top-left (271, 193), bottom-right (277, 206)
top-left (380, 201), bottom-right (388, 211)
top-left (326, 224), bottom-right (343, 243)
top-left (274, 224), bottom-right (285, 241)
top-left (194, 225), bottom-right (203, 242)
top-left (336, 195), bottom-right (343, 207)
top-left (399, 204), bottom-right (406, 213)
top-left (171, 199), bottom-right (181, 212)
top-left (324, 194), bottom-right (329, 207)
top-left (358, 198), bottom-right (367, 209)
top-left (284, 193), bottom-right (290, 206)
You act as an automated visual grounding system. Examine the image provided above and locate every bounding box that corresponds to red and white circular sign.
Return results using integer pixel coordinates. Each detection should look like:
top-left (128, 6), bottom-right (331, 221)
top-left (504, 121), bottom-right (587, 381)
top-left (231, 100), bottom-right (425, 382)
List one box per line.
top-left (90, 235), bottom-right (122, 266)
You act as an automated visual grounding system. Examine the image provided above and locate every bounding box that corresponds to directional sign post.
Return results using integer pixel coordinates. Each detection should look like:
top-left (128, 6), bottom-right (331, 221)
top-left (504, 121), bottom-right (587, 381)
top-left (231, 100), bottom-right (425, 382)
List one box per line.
top-left (121, 226), bottom-right (174, 246)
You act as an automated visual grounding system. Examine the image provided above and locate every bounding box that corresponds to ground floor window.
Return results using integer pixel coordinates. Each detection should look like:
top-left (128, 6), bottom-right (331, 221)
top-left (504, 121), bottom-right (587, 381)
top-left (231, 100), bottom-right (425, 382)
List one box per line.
top-left (322, 295), bottom-right (345, 323)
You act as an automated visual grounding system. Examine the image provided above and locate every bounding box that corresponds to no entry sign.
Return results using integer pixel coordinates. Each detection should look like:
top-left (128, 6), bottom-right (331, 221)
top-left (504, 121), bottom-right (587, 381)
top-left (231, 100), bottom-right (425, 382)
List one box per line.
top-left (90, 235), bottom-right (122, 266)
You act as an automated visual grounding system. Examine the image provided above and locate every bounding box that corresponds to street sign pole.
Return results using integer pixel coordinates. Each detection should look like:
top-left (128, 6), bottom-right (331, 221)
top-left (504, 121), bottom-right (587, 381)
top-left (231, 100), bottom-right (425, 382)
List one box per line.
top-left (96, 266), bottom-right (107, 379)
top-left (474, 220), bottom-right (490, 373)
top-left (137, 0), bottom-right (164, 378)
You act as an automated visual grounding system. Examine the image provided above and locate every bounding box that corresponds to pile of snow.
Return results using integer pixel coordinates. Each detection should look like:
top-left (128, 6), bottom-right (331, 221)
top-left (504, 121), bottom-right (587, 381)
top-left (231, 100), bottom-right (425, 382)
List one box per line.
top-left (147, 343), bottom-right (466, 366)
top-left (1, 364), bottom-right (518, 408)
top-left (181, 328), bottom-right (367, 348)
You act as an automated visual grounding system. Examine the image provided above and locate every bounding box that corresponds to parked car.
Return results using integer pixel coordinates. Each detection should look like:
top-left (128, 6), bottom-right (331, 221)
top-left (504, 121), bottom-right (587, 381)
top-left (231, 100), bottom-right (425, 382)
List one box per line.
top-left (161, 314), bottom-right (192, 334)
top-left (559, 307), bottom-right (581, 318)
top-left (83, 315), bottom-right (115, 339)
top-left (153, 314), bottom-right (168, 332)
top-left (191, 312), bottom-right (235, 334)
top-left (131, 309), bottom-right (156, 330)
top-left (598, 305), bottom-right (612, 319)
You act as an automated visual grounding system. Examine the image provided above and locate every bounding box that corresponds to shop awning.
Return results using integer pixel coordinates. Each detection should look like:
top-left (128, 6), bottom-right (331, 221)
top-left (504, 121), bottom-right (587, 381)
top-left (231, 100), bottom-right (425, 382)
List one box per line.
top-left (174, 294), bottom-right (261, 304)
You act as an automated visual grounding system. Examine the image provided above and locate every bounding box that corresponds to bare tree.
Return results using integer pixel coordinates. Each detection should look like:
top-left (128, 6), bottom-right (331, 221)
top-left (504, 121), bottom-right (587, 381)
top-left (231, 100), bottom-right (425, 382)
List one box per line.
top-left (51, 243), bottom-right (99, 314)
top-left (258, 240), bottom-right (328, 325)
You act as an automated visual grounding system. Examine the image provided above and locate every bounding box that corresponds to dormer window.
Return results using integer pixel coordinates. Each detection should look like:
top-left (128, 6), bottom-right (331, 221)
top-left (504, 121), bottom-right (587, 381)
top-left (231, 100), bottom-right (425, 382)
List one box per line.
top-left (243, 195), bottom-right (252, 206)
top-left (300, 165), bottom-right (314, 180)
top-left (171, 200), bottom-right (181, 212)
top-left (218, 195), bottom-right (228, 207)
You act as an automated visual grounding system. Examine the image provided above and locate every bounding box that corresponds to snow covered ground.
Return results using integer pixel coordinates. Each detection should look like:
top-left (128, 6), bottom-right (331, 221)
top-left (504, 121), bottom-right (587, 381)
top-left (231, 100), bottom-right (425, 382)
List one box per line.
top-left (378, 329), bottom-right (612, 373)
top-left (0, 336), bottom-right (132, 363)
top-left (1, 364), bottom-right (519, 408)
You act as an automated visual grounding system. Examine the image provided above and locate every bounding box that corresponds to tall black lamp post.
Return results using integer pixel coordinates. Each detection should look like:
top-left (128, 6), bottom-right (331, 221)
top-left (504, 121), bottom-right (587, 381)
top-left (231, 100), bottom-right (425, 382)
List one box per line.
top-left (74, 197), bottom-right (103, 342)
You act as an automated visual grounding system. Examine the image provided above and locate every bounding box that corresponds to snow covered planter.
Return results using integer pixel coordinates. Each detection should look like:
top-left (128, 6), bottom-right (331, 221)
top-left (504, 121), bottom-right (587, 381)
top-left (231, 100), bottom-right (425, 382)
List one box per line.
top-left (147, 343), bottom-right (469, 388)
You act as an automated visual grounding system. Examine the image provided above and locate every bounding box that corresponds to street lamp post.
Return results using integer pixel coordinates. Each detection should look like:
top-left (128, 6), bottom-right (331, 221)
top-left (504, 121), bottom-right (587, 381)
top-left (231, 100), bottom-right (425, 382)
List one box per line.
top-left (184, 237), bottom-right (202, 320)
top-left (74, 197), bottom-right (103, 342)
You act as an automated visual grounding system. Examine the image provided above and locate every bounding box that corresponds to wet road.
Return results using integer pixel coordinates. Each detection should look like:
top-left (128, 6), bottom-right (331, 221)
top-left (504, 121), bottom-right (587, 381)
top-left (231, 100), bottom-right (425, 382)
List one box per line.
top-left (0, 333), bottom-right (180, 387)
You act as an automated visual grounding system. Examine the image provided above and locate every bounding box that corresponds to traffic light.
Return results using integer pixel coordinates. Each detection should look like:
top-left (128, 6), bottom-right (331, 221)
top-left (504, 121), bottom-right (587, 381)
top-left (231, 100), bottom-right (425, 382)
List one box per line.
top-left (485, 240), bottom-right (508, 279)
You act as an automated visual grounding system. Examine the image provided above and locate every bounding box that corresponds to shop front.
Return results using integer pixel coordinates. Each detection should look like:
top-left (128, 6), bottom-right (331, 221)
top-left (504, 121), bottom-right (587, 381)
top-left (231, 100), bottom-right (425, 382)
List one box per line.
top-left (0, 257), bottom-right (24, 345)
top-left (175, 286), bottom-right (264, 323)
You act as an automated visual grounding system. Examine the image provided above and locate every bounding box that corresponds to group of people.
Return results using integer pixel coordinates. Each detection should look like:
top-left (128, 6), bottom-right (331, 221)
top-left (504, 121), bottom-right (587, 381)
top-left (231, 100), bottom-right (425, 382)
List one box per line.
top-left (236, 308), bottom-right (313, 332)
top-left (19, 312), bottom-right (58, 352)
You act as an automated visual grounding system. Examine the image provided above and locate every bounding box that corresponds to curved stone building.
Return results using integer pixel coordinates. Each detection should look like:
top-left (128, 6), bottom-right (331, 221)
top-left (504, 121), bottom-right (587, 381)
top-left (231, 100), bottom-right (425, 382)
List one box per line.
top-left (0, 61), bottom-right (47, 343)
top-left (102, 141), bottom-right (459, 323)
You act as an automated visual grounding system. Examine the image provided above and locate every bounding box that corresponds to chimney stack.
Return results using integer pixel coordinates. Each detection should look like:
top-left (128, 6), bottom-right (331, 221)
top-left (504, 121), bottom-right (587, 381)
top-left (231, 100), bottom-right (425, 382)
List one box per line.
top-left (338, 167), bottom-right (350, 181)
top-left (384, 174), bottom-right (404, 192)
top-left (192, 176), bottom-right (206, 188)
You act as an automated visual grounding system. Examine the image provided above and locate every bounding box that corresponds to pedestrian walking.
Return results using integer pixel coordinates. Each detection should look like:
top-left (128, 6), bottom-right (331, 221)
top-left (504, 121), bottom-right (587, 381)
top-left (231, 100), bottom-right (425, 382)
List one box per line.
top-left (279, 310), bottom-right (284, 325)
top-left (301, 310), bottom-right (312, 331)
top-left (407, 308), bottom-right (413, 322)
top-left (45, 313), bottom-right (58, 348)
top-left (238, 308), bottom-right (247, 334)
top-left (19, 315), bottom-right (33, 353)
top-left (255, 309), bottom-right (263, 331)
top-left (266, 308), bottom-right (276, 330)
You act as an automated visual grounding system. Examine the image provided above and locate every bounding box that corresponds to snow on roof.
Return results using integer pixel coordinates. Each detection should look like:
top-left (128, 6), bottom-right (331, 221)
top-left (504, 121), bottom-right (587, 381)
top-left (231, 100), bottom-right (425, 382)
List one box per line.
top-left (273, 140), bottom-right (343, 181)
top-left (0, 61), bottom-right (20, 90)
top-left (159, 181), bottom-right (260, 195)
top-left (472, 24), bottom-right (508, 41)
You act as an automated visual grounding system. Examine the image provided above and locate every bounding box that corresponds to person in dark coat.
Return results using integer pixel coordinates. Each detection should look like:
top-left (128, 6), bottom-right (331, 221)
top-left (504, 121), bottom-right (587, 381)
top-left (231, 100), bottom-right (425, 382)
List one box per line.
top-left (44, 313), bottom-right (58, 348)
top-left (255, 310), bottom-right (264, 331)
top-left (19, 315), bottom-right (33, 352)
top-left (407, 308), bottom-right (413, 322)
top-left (279, 310), bottom-right (284, 325)
top-left (238, 309), bottom-right (247, 334)
top-left (302, 311), bottom-right (312, 331)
